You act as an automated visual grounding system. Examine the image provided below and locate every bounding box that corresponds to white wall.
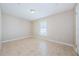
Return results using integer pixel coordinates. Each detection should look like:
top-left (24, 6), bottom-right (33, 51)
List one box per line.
top-left (2, 13), bottom-right (32, 42)
top-left (32, 10), bottom-right (74, 46)
top-left (0, 8), bottom-right (2, 52)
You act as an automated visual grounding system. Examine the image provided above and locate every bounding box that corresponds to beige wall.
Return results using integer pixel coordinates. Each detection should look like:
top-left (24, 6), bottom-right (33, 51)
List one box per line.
top-left (2, 13), bottom-right (32, 42)
top-left (32, 10), bottom-right (74, 46)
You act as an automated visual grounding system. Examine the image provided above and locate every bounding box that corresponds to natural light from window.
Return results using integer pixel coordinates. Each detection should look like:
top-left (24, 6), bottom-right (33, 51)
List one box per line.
top-left (39, 21), bottom-right (47, 36)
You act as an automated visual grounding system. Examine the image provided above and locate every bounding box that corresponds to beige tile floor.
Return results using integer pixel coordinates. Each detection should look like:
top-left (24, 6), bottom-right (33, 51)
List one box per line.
top-left (0, 38), bottom-right (76, 56)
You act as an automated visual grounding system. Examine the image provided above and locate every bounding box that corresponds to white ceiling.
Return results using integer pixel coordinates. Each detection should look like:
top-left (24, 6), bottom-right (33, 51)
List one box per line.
top-left (0, 3), bottom-right (75, 20)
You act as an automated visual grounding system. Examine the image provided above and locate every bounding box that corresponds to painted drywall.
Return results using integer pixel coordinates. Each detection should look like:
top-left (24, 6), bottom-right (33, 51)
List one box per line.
top-left (32, 10), bottom-right (74, 46)
top-left (0, 8), bottom-right (2, 53)
top-left (2, 13), bottom-right (32, 42)
top-left (76, 4), bottom-right (79, 55)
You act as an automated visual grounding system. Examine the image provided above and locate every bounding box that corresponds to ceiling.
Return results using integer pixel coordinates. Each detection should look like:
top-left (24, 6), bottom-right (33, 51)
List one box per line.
top-left (0, 3), bottom-right (75, 20)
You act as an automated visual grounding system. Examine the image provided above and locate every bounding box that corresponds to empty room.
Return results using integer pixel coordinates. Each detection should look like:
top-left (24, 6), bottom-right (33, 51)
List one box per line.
top-left (0, 3), bottom-right (79, 56)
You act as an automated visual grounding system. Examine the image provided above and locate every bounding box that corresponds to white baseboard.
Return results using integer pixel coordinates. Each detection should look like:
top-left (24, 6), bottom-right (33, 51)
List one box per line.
top-left (2, 35), bottom-right (32, 43)
top-left (2, 36), bottom-right (74, 48)
top-left (44, 39), bottom-right (74, 47)
top-left (34, 36), bottom-right (74, 47)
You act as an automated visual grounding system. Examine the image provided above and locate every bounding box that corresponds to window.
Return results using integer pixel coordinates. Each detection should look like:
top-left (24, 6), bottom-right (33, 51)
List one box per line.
top-left (39, 21), bottom-right (47, 36)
